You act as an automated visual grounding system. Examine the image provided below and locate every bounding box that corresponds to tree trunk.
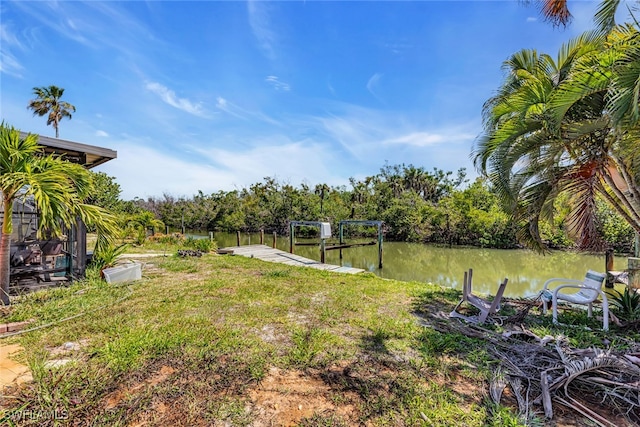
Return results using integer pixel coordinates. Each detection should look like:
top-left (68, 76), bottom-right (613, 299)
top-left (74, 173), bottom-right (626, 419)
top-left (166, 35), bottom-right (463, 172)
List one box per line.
top-left (1, 196), bottom-right (12, 305)
top-left (0, 232), bottom-right (10, 305)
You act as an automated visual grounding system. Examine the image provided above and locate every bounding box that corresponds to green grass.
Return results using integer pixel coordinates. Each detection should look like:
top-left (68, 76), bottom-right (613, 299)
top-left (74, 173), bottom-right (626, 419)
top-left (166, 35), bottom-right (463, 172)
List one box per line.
top-left (9, 247), bottom-right (634, 425)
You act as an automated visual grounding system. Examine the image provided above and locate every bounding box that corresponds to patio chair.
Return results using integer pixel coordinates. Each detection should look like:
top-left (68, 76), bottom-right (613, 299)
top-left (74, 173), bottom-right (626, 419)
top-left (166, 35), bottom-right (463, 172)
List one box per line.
top-left (540, 270), bottom-right (609, 331)
top-left (450, 268), bottom-right (509, 324)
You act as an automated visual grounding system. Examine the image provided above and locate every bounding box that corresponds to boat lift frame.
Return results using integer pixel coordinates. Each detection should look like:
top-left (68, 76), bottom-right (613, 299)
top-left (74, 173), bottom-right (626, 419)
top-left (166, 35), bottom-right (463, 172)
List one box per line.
top-left (289, 220), bottom-right (383, 268)
top-left (338, 220), bottom-right (383, 269)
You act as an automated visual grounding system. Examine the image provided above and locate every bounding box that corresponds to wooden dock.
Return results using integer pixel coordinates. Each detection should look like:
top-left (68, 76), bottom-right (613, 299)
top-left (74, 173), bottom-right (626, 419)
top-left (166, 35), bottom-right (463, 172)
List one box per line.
top-left (218, 245), bottom-right (365, 274)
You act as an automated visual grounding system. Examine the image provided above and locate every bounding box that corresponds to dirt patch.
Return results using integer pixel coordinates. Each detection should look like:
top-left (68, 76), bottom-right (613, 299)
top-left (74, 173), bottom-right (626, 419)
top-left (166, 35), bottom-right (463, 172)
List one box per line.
top-left (430, 368), bottom-right (484, 411)
top-left (248, 366), bottom-right (358, 427)
top-left (46, 339), bottom-right (90, 357)
top-left (256, 324), bottom-right (289, 345)
top-left (104, 365), bottom-right (176, 410)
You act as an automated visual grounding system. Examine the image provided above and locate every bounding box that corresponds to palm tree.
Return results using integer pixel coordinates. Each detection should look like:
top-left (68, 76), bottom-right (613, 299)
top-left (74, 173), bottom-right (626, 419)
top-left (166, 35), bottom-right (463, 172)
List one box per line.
top-left (27, 85), bottom-right (76, 138)
top-left (536, 0), bottom-right (621, 29)
top-left (539, 0), bottom-right (572, 26)
top-left (474, 31), bottom-right (624, 251)
top-left (0, 123), bottom-right (116, 304)
top-left (550, 25), bottom-right (640, 230)
top-left (314, 184), bottom-right (330, 215)
top-left (128, 211), bottom-right (165, 244)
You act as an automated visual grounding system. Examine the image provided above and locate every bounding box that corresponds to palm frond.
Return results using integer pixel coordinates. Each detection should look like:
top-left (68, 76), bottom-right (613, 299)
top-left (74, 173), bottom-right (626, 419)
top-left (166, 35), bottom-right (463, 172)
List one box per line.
top-left (541, 0), bottom-right (572, 27)
top-left (562, 172), bottom-right (602, 250)
top-left (595, 0), bottom-right (621, 32)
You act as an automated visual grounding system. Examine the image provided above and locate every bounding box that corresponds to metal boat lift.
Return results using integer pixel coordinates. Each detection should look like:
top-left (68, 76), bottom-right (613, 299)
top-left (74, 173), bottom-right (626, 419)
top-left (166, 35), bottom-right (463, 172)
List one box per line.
top-left (288, 220), bottom-right (383, 268)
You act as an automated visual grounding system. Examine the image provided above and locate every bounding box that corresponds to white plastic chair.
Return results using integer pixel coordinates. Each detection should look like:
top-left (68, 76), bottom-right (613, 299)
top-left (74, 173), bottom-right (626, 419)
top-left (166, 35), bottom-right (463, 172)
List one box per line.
top-left (450, 268), bottom-right (509, 324)
top-left (541, 270), bottom-right (609, 331)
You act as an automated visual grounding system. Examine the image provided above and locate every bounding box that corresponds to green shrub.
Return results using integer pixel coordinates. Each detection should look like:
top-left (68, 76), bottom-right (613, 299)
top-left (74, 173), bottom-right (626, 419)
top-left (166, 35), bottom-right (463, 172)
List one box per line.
top-left (92, 243), bottom-right (129, 270)
top-left (184, 237), bottom-right (217, 253)
top-left (150, 232), bottom-right (185, 245)
top-left (134, 227), bottom-right (147, 245)
top-left (611, 287), bottom-right (640, 322)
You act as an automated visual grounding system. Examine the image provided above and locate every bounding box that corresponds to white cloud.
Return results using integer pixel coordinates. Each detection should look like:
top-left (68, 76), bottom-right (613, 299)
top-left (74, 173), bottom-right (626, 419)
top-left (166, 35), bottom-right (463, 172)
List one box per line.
top-left (382, 41), bottom-right (412, 55)
top-left (11, 0), bottom-right (160, 60)
top-left (216, 97), bottom-right (228, 109)
top-left (97, 143), bottom-right (236, 199)
top-left (265, 75), bottom-right (291, 91)
top-left (318, 114), bottom-right (372, 160)
top-left (384, 132), bottom-right (445, 146)
top-left (194, 138), bottom-right (338, 185)
top-left (313, 103), bottom-right (480, 173)
top-left (383, 131), bottom-right (475, 147)
top-left (97, 136), bottom-right (340, 199)
top-left (215, 96), bottom-right (281, 126)
top-left (0, 24), bottom-right (25, 77)
top-left (145, 81), bottom-right (207, 118)
top-left (92, 103), bottom-right (481, 200)
top-left (327, 81), bottom-right (336, 96)
top-left (95, 130), bottom-right (109, 137)
top-left (247, 0), bottom-right (278, 61)
top-left (0, 24), bottom-right (24, 49)
top-left (366, 73), bottom-right (383, 102)
top-left (216, 96), bottom-right (246, 119)
top-left (526, 16), bottom-right (537, 22)
top-left (366, 73), bottom-right (382, 93)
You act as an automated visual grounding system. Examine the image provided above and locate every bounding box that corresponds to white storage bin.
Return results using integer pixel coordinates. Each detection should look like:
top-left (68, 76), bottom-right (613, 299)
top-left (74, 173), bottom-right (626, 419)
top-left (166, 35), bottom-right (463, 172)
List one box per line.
top-left (102, 262), bottom-right (142, 284)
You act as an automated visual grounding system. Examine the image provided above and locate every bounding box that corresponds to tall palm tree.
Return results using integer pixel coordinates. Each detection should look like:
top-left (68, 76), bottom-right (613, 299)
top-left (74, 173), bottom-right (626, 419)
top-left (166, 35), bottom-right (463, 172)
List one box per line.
top-left (474, 31), bottom-right (622, 251)
top-left (549, 25), bottom-right (640, 230)
top-left (0, 123), bottom-right (116, 305)
top-left (314, 184), bottom-right (330, 215)
top-left (27, 85), bottom-right (76, 138)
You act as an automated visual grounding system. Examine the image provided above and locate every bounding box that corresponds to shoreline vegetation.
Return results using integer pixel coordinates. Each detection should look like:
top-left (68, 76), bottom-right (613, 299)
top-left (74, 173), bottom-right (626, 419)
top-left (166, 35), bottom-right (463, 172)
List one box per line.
top-left (106, 164), bottom-right (636, 255)
top-left (1, 243), bottom-right (638, 426)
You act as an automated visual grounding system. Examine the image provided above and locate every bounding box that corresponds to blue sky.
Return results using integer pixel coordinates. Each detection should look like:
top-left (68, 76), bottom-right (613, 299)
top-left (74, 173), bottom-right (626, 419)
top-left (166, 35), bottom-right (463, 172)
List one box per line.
top-left (0, 1), bottom-right (616, 200)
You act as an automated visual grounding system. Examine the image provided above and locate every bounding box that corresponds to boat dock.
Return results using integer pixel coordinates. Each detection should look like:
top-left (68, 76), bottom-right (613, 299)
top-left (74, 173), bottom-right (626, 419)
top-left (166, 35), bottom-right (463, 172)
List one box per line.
top-left (218, 244), bottom-right (365, 274)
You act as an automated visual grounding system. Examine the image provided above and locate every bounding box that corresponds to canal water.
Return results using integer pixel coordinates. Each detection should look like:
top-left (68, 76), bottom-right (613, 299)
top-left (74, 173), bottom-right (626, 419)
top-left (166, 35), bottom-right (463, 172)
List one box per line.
top-left (203, 232), bottom-right (627, 298)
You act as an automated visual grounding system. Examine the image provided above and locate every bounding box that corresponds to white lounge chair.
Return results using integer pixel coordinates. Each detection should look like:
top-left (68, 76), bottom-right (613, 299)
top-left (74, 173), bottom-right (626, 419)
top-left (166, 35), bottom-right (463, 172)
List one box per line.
top-left (450, 268), bottom-right (508, 324)
top-left (541, 270), bottom-right (609, 331)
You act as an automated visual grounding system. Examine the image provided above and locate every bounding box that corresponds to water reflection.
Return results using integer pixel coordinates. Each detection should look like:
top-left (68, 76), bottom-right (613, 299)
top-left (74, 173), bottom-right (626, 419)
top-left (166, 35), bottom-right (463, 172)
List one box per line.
top-left (209, 232), bottom-right (626, 298)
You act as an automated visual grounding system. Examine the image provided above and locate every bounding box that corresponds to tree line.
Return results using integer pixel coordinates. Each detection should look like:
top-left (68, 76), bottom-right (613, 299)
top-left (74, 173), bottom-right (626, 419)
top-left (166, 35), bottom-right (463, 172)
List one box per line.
top-left (94, 163), bottom-right (635, 252)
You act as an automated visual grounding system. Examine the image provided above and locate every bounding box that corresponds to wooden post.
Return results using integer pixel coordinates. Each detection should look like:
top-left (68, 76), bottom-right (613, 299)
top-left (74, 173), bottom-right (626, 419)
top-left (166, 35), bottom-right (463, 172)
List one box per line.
top-left (69, 223), bottom-right (76, 280)
top-left (236, 231), bottom-right (241, 246)
top-left (289, 224), bottom-right (294, 254)
top-left (339, 223), bottom-right (344, 260)
top-left (605, 248), bottom-right (615, 288)
top-left (76, 218), bottom-right (87, 278)
top-left (260, 229), bottom-right (264, 245)
top-left (209, 231), bottom-right (213, 241)
top-left (272, 232), bottom-right (277, 248)
top-left (378, 224), bottom-right (383, 269)
top-left (165, 225), bottom-right (169, 235)
top-left (320, 238), bottom-right (326, 263)
top-left (629, 257), bottom-right (640, 290)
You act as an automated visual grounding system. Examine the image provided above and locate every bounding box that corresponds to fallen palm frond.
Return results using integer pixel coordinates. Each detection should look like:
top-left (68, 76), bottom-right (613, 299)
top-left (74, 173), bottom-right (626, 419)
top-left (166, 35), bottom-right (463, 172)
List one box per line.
top-left (415, 304), bottom-right (640, 426)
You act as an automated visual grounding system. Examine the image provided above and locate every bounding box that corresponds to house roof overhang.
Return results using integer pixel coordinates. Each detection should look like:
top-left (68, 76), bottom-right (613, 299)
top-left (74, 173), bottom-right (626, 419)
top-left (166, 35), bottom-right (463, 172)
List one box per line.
top-left (19, 131), bottom-right (117, 169)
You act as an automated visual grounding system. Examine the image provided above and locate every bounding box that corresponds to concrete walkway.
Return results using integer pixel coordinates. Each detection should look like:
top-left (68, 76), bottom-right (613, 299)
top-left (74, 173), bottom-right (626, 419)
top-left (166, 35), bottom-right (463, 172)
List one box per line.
top-left (0, 344), bottom-right (32, 390)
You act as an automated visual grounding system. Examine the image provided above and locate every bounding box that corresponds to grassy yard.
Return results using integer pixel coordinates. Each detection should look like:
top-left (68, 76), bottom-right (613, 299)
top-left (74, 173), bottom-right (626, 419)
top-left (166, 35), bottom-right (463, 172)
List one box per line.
top-left (0, 247), bottom-right (637, 426)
